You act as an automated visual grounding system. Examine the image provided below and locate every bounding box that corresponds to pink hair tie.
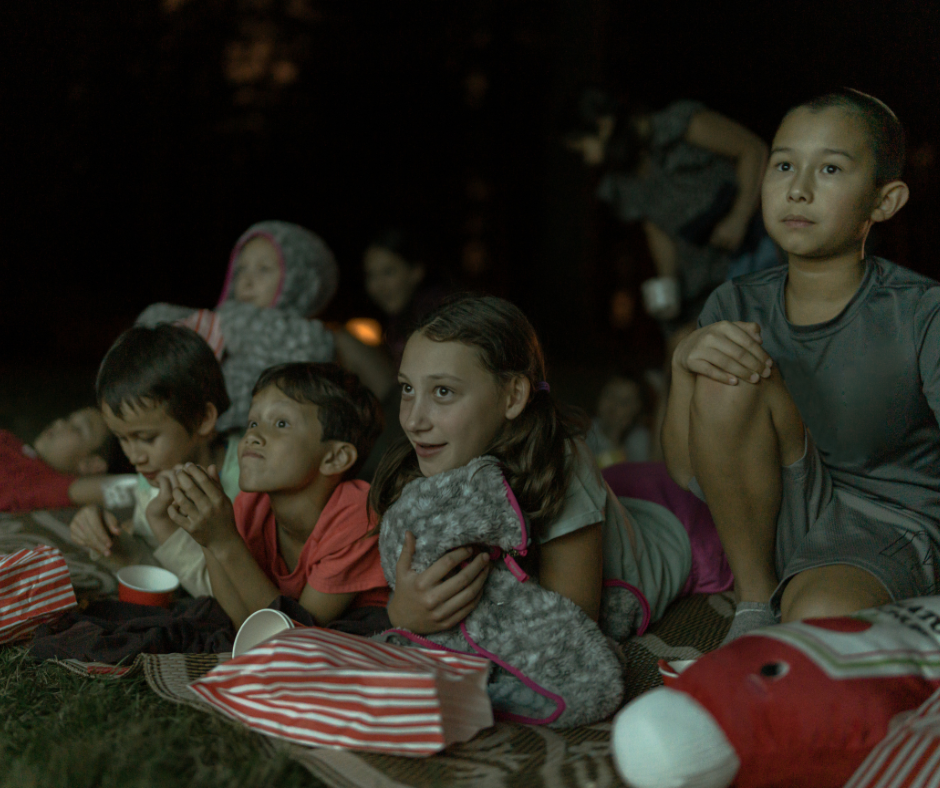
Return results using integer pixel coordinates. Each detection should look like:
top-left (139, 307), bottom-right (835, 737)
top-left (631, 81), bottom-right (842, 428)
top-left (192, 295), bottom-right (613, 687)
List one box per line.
top-left (536, 381), bottom-right (550, 393)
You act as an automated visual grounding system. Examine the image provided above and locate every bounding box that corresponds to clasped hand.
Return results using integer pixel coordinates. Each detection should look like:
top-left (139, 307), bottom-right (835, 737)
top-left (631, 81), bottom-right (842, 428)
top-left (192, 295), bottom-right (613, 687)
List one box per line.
top-left (675, 320), bottom-right (774, 385)
top-left (148, 464), bottom-right (236, 549)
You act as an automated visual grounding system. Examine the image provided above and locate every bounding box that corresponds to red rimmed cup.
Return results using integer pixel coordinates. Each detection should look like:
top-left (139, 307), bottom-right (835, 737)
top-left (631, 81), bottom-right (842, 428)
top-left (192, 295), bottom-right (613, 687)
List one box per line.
top-left (657, 658), bottom-right (697, 687)
top-left (116, 565), bottom-right (180, 607)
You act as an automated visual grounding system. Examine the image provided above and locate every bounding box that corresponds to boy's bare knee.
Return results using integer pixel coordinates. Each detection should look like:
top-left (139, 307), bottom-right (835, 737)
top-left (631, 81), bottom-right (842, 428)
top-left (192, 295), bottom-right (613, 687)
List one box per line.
top-left (780, 565), bottom-right (891, 623)
top-left (691, 374), bottom-right (764, 431)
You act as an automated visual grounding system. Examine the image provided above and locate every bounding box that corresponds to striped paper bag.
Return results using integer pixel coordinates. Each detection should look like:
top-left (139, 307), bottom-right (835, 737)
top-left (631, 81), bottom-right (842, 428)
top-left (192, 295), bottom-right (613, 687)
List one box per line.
top-left (189, 625), bottom-right (494, 756)
top-left (0, 545), bottom-right (77, 644)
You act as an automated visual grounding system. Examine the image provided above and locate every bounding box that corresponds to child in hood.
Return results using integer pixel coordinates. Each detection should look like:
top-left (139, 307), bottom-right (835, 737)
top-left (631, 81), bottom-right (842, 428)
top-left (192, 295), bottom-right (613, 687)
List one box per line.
top-left (137, 221), bottom-right (393, 434)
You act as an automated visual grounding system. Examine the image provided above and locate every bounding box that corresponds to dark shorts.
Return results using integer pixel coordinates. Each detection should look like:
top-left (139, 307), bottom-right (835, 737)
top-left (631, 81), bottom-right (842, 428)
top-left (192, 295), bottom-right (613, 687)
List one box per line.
top-left (690, 432), bottom-right (940, 613)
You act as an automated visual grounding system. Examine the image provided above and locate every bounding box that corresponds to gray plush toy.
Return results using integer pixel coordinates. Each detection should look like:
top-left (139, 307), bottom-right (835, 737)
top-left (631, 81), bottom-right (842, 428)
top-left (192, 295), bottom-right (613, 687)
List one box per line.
top-left (376, 456), bottom-right (647, 728)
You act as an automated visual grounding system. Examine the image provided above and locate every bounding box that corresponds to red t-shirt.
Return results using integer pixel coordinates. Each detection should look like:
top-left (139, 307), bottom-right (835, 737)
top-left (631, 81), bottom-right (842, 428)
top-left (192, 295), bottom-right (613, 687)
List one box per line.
top-left (234, 480), bottom-right (389, 609)
top-left (0, 430), bottom-right (75, 512)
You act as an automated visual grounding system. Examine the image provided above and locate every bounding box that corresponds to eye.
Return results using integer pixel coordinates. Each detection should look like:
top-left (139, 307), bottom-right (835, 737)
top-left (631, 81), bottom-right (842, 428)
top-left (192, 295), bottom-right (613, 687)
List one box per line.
top-left (276, 419), bottom-right (288, 428)
top-left (434, 386), bottom-right (452, 398)
top-left (822, 164), bottom-right (840, 174)
top-left (247, 420), bottom-right (258, 429)
top-left (400, 382), bottom-right (413, 396)
top-left (775, 161), bottom-right (792, 172)
top-left (758, 661), bottom-right (790, 679)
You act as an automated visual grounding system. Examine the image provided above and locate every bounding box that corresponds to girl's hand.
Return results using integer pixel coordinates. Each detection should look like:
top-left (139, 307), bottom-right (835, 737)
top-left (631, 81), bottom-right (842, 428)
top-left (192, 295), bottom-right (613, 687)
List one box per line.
top-left (387, 532), bottom-right (491, 634)
top-left (69, 505), bottom-right (122, 557)
top-left (165, 464), bottom-right (237, 549)
top-left (674, 321), bottom-right (773, 385)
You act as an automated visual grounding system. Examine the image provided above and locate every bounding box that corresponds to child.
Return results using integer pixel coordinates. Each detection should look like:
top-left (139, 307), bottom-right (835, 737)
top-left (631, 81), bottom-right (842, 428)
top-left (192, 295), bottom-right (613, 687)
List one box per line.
top-left (0, 408), bottom-right (128, 512)
top-left (661, 89), bottom-right (939, 642)
top-left (368, 294), bottom-right (732, 635)
top-left (154, 363), bottom-right (388, 630)
top-left (584, 371), bottom-right (652, 468)
top-left (137, 220), bottom-right (394, 432)
top-left (69, 324), bottom-right (240, 597)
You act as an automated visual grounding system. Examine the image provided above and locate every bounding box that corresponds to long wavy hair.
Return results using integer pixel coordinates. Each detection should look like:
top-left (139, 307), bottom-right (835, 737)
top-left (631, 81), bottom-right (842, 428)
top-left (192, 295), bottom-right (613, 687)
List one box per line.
top-left (368, 294), bottom-right (587, 539)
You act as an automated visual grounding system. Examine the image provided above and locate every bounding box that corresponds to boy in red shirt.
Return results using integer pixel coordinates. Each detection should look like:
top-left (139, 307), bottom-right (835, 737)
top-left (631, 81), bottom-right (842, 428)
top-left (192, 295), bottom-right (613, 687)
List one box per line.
top-left (153, 362), bottom-right (388, 629)
top-left (1, 408), bottom-right (127, 512)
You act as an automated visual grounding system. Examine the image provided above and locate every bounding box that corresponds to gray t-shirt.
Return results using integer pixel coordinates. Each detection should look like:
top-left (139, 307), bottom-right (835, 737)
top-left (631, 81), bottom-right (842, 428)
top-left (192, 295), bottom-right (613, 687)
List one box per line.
top-left (698, 258), bottom-right (940, 522)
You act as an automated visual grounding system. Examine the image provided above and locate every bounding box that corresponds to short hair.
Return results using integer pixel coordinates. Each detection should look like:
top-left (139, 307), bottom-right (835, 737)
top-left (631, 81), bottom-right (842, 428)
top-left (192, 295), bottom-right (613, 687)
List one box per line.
top-left (252, 363), bottom-right (383, 479)
top-left (790, 89), bottom-right (906, 184)
top-left (96, 324), bottom-right (231, 434)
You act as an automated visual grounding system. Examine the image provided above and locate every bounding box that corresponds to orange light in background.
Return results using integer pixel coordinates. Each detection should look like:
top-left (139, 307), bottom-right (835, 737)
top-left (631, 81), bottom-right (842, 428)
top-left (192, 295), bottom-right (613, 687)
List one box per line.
top-left (345, 318), bottom-right (383, 347)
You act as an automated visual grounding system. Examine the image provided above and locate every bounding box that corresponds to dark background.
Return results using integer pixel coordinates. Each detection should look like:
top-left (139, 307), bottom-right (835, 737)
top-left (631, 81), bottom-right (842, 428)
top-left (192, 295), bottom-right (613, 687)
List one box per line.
top-left (3, 0), bottom-right (939, 406)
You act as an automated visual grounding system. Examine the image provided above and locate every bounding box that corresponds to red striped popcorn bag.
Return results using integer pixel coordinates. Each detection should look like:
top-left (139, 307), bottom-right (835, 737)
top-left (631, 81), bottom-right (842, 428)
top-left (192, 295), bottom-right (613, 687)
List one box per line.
top-left (0, 545), bottom-right (77, 644)
top-left (189, 625), bottom-right (494, 756)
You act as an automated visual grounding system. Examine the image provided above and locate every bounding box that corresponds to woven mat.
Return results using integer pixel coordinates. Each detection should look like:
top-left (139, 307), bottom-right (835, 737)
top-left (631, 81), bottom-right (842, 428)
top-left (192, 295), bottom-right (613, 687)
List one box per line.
top-left (0, 508), bottom-right (158, 599)
top-left (139, 591), bottom-right (734, 788)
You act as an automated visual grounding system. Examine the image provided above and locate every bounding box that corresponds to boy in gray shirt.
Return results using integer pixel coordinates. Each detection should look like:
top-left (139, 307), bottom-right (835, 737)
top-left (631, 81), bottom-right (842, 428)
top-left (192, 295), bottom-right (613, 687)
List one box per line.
top-left (662, 89), bottom-right (940, 642)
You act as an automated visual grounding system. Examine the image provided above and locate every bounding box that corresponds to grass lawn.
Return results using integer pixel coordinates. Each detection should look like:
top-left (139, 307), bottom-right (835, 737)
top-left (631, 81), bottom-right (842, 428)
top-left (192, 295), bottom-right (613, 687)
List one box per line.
top-left (0, 646), bottom-right (326, 788)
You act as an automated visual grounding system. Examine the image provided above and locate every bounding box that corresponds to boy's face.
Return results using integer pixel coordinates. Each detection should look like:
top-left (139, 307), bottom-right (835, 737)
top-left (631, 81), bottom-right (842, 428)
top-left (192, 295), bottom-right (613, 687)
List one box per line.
top-left (762, 106), bottom-right (881, 261)
top-left (33, 407), bottom-right (110, 475)
top-left (102, 400), bottom-right (206, 485)
top-left (233, 236), bottom-right (283, 309)
top-left (238, 385), bottom-right (331, 494)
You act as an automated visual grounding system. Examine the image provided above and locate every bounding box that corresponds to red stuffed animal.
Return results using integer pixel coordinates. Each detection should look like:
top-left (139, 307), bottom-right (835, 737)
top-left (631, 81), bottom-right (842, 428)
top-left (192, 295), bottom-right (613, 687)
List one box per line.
top-left (612, 596), bottom-right (940, 788)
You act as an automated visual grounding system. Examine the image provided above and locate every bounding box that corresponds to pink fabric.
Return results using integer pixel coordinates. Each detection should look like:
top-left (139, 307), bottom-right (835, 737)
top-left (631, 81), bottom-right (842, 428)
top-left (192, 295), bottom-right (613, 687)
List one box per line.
top-left (602, 462), bottom-right (733, 596)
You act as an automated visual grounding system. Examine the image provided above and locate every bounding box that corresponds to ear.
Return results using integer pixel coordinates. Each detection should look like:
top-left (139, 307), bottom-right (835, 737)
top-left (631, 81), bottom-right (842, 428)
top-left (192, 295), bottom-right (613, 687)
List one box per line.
top-left (503, 375), bottom-right (531, 421)
top-left (871, 180), bottom-right (910, 223)
top-left (319, 441), bottom-right (358, 478)
top-left (76, 454), bottom-right (108, 476)
top-left (195, 402), bottom-right (219, 438)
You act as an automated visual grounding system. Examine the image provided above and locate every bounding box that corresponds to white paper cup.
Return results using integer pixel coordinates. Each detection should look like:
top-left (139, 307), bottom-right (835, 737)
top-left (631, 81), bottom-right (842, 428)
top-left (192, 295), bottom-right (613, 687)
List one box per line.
top-left (116, 565), bottom-right (180, 607)
top-left (232, 609), bottom-right (295, 657)
top-left (641, 277), bottom-right (681, 320)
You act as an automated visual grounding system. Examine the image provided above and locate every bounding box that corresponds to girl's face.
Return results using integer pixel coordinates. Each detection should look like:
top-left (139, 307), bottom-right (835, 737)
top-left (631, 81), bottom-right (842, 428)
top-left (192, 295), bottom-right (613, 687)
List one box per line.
top-left (363, 245), bottom-right (424, 316)
top-left (233, 236), bottom-right (283, 308)
top-left (398, 334), bottom-right (521, 477)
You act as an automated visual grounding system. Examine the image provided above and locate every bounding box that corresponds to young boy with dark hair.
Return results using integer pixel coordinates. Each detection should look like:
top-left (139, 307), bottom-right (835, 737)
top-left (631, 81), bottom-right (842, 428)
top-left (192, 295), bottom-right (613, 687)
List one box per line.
top-left (662, 89), bottom-right (940, 642)
top-left (1, 408), bottom-right (129, 512)
top-left (157, 362), bottom-right (388, 628)
top-left (70, 324), bottom-right (241, 597)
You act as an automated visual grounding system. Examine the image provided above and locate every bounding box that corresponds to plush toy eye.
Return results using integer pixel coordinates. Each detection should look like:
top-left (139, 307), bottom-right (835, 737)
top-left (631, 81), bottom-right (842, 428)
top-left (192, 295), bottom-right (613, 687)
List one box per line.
top-left (759, 661), bottom-right (790, 679)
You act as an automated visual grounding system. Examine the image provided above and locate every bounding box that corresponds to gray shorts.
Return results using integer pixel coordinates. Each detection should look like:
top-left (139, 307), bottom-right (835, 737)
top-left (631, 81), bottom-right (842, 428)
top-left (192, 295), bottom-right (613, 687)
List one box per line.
top-left (691, 432), bottom-right (940, 611)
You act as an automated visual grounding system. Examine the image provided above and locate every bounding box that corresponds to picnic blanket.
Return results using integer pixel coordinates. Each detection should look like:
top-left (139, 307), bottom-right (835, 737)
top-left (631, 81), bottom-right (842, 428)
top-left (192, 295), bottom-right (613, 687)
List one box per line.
top-left (0, 507), bottom-right (158, 600)
top-left (2, 507), bottom-right (735, 787)
top-left (136, 592), bottom-right (734, 788)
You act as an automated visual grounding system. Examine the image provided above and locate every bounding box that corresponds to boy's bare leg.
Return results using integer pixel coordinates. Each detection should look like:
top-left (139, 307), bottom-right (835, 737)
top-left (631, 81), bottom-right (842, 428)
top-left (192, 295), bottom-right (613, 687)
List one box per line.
top-left (688, 367), bottom-right (804, 639)
top-left (780, 565), bottom-right (891, 623)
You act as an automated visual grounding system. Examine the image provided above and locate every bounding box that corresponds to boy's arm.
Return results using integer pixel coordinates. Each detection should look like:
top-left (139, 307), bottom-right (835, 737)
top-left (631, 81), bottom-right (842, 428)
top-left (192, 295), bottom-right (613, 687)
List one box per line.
top-left (297, 586), bottom-right (357, 626)
top-left (661, 358), bottom-right (698, 489)
top-left (67, 475), bottom-right (114, 507)
top-left (163, 466), bottom-right (280, 627)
